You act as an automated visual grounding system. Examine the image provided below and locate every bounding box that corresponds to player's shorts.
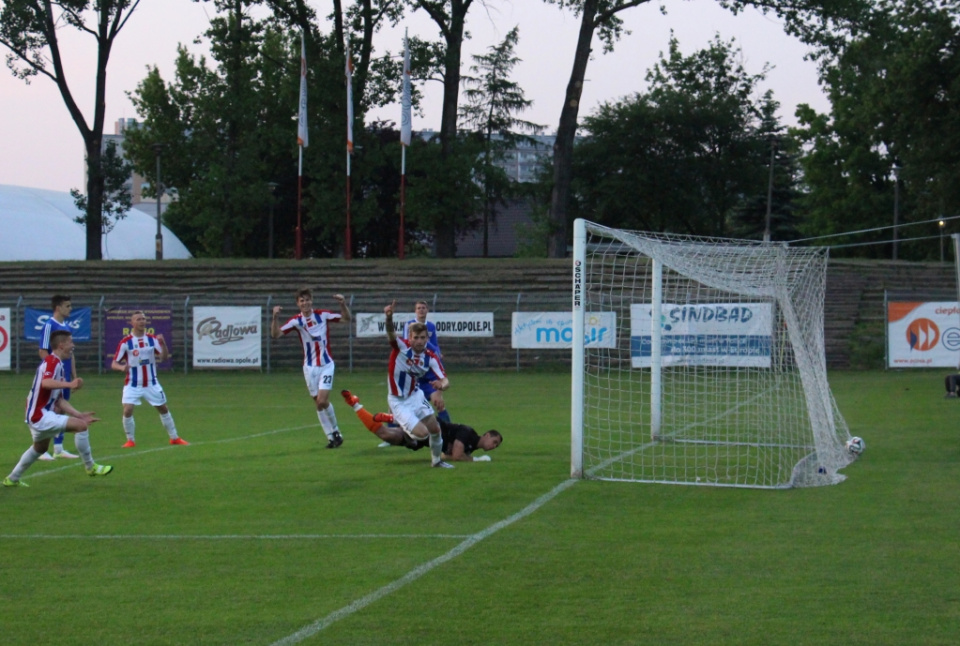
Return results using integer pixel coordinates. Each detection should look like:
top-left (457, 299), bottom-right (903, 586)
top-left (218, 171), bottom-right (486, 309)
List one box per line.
top-left (27, 409), bottom-right (71, 442)
top-left (388, 390), bottom-right (435, 440)
top-left (122, 383), bottom-right (168, 407)
top-left (302, 363), bottom-right (336, 397)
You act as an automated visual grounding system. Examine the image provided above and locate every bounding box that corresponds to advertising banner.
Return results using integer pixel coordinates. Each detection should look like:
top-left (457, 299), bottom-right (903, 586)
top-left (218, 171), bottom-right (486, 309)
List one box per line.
top-left (24, 306), bottom-right (92, 342)
top-left (630, 302), bottom-right (773, 368)
top-left (103, 306), bottom-right (174, 371)
top-left (0, 308), bottom-right (10, 370)
top-left (193, 306), bottom-right (262, 368)
top-left (354, 312), bottom-right (494, 338)
top-left (511, 312), bottom-right (617, 349)
top-left (887, 301), bottom-right (960, 368)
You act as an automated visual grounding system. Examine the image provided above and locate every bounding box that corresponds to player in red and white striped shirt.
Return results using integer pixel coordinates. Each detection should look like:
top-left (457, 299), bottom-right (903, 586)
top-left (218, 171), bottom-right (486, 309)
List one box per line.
top-left (4, 330), bottom-right (111, 487)
top-left (383, 300), bottom-right (453, 468)
top-left (271, 288), bottom-right (351, 448)
top-left (111, 310), bottom-right (188, 448)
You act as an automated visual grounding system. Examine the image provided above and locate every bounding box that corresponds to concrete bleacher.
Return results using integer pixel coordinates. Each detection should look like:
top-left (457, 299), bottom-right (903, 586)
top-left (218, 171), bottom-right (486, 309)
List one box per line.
top-left (1, 257), bottom-right (956, 372)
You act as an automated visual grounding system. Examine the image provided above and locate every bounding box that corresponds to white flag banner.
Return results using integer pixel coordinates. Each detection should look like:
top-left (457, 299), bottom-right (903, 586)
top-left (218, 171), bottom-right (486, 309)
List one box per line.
top-left (400, 29), bottom-right (412, 146)
top-left (512, 312), bottom-right (617, 349)
top-left (630, 303), bottom-right (772, 368)
top-left (354, 312), bottom-right (494, 338)
top-left (346, 41), bottom-right (354, 153)
top-left (0, 307), bottom-right (10, 370)
top-left (887, 301), bottom-right (960, 367)
top-left (193, 307), bottom-right (262, 368)
top-left (297, 32), bottom-right (308, 147)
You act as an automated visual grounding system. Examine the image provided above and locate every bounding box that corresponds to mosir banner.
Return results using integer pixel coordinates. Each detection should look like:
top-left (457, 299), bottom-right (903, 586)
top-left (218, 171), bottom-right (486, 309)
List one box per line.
top-left (193, 307), bottom-right (262, 368)
top-left (0, 308), bottom-right (10, 370)
top-left (887, 301), bottom-right (960, 368)
top-left (631, 302), bottom-right (773, 368)
top-left (354, 312), bottom-right (494, 338)
top-left (511, 312), bottom-right (617, 349)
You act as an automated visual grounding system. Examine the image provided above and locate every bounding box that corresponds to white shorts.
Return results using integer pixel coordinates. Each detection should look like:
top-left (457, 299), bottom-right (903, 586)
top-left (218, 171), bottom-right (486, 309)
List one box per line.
top-left (27, 409), bottom-right (71, 442)
top-left (122, 383), bottom-right (168, 407)
top-left (388, 391), bottom-right (435, 439)
top-left (303, 363), bottom-right (335, 397)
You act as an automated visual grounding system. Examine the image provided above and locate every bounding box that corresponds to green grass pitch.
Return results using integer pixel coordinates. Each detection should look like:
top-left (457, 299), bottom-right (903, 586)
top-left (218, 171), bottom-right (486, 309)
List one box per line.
top-left (1, 369), bottom-right (957, 645)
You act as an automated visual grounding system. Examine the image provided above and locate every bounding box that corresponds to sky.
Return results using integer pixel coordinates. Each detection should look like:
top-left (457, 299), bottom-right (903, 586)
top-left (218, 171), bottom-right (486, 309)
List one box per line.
top-left (0, 0), bottom-right (831, 194)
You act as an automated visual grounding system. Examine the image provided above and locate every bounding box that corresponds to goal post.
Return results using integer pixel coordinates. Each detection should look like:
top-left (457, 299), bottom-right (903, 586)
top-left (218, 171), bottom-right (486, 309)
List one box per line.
top-left (571, 219), bottom-right (856, 488)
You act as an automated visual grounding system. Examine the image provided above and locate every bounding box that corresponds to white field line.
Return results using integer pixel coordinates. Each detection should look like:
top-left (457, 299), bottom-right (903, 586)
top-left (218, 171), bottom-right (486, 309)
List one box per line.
top-left (0, 534), bottom-right (471, 540)
top-left (269, 478), bottom-right (579, 646)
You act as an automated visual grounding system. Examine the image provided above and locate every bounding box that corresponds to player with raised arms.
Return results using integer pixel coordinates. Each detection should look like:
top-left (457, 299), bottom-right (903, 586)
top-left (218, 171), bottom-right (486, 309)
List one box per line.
top-left (271, 288), bottom-right (351, 448)
top-left (403, 300), bottom-right (451, 424)
top-left (384, 300), bottom-right (453, 468)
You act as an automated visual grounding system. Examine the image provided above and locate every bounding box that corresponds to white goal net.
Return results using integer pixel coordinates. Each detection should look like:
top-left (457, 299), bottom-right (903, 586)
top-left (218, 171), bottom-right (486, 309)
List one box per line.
top-left (571, 219), bottom-right (856, 488)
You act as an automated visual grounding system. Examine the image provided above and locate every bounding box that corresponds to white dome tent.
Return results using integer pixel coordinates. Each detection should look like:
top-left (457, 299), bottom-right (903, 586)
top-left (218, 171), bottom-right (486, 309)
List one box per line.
top-left (0, 184), bottom-right (192, 260)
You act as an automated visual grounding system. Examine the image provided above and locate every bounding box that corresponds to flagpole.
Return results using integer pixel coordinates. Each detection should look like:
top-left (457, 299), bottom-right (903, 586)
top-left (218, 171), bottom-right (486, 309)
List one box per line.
top-left (296, 31), bottom-right (308, 261)
top-left (399, 28), bottom-right (411, 261)
top-left (399, 146), bottom-right (406, 260)
top-left (344, 41), bottom-right (354, 260)
top-left (296, 146), bottom-right (303, 260)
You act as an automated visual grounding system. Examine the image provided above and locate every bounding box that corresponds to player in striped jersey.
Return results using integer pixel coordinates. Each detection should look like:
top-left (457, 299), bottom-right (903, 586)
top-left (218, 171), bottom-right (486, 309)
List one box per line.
top-left (111, 310), bottom-right (188, 448)
top-left (383, 300), bottom-right (453, 468)
top-left (403, 300), bottom-right (450, 425)
top-left (4, 330), bottom-right (111, 487)
top-left (36, 294), bottom-right (80, 460)
top-left (271, 288), bottom-right (351, 448)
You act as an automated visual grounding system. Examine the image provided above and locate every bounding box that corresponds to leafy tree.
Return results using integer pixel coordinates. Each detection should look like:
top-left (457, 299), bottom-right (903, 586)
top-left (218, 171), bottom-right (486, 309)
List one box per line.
top-left (795, 0), bottom-right (960, 259)
top-left (542, 0), bottom-right (873, 257)
top-left (572, 35), bottom-right (786, 238)
top-left (459, 26), bottom-right (544, 256)
top-left (71, 140), bottom-right (134, 236)
top-left (0, 0), bottom-right (143, 260)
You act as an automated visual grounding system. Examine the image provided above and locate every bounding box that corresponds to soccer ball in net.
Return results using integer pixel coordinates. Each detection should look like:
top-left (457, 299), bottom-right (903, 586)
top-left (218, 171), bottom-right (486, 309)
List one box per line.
top-left (845, 436), bottom-right (865, 455)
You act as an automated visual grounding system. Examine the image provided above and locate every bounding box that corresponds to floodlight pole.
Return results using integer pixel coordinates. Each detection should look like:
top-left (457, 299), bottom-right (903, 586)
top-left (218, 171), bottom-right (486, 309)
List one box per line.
top-left (267, 181), bottom-right (279, 259)
top-left (764, 137), bottom-right (776, 243)
top-left (152, 143), bottom-right (165, 260)
top-left (892, 163), bottom-right (901, 260)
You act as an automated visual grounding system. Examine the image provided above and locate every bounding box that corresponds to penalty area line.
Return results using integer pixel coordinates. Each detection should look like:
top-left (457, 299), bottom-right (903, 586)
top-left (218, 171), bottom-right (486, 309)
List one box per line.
top-left (269, 477), bottom-right (579, 646)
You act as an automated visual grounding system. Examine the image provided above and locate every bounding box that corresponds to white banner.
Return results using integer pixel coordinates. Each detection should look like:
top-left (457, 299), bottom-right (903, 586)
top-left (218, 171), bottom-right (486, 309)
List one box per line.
top-left (192, 307), bottom-right (262, 368)
top-left (511, 312), bottom-right (617, 349)
top-left (887, 301), bottom-right (960, 368)
top-left (631, 303), bottom-right (772, 368)
top-left (0, 308), bottom-right (10, 370)
top-left (354, 312), bottom-right (494, 338)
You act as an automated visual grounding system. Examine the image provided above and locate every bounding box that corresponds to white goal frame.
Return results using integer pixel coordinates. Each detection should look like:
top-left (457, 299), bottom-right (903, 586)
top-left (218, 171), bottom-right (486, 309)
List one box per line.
top-left (571, 219), bottom-right (856, 488)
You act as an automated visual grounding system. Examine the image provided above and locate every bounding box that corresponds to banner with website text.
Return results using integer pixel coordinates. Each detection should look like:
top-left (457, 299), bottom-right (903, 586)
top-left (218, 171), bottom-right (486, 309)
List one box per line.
top-left (511, 312), bottom-right (617, 349)
top-left (887, 301), bottom-right (960, 368)
top-left (354, 312), bottom-right (494, 338)
top-left (193, 307), bottom-right (262, 368)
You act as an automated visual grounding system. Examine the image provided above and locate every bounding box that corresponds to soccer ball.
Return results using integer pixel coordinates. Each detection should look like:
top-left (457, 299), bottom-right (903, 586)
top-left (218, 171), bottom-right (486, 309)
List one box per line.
top-left (845, 436), bottom-right (865, 455)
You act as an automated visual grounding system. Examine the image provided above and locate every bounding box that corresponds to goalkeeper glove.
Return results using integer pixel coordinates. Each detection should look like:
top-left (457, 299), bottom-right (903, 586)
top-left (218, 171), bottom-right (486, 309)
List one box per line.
top-left (473, 455), bottom-right (492, 462)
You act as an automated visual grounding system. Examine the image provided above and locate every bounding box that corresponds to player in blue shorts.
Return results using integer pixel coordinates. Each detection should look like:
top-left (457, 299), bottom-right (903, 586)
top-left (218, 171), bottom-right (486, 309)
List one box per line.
top-left (36, 295), bottom-right (80, 461)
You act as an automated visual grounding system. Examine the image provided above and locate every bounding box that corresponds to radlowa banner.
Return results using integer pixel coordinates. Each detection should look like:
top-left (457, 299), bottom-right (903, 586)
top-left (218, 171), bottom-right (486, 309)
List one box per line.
top-left (631, 302), bottom-right (773, 368)
top-left (193, 307), bottom-right (262, 368)
top-left (511, 312), bottom-right (617, 349)
top-left (354, 312), bottom-right (494, 338)
top-left (887, 301), bottom-right (960, 368)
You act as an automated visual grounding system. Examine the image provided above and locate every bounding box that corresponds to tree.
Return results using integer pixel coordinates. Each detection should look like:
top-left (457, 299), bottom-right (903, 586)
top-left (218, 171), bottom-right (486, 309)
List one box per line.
top-left (0, 0), bottom-right (143, 260)
top-left (542, 0), bottom-right (872, 257)
top-left (71, 139), bottom-right (133, 236)
top-left (410, 0), bottom-right (480, 257)
top-left (795, 0), bottom-right (960, 259)
top-left (572, 35), bottom-right (786, 237)
top-left (460, 26), bottom-right (543, 256)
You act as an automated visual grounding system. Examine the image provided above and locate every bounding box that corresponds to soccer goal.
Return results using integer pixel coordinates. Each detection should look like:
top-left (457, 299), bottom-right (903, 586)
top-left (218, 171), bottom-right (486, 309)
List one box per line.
top-left (571, 219), bottom-right (856, 488)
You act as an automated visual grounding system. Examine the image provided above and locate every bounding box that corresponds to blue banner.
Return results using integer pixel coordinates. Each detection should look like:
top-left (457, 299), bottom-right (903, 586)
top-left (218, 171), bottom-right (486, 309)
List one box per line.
top-left (24, 307), bottom-right (92, 342)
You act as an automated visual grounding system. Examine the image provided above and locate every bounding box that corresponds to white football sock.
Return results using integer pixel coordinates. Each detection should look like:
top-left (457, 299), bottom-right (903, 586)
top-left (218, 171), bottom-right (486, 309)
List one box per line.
top-left (74, 431), bottom-right (94, 469)
top-left (160, 412), bottom-right (178, 440)
top-left (322, 405), bottom-right (340, 433)
top-left (429, 431), bottom-right (443, 464)
top-left (316, 409), bottom-right (334, 438)
top-left (122, 416), bottom-right (136, 441)
top-left (9, 446), bottom-right (43, 481)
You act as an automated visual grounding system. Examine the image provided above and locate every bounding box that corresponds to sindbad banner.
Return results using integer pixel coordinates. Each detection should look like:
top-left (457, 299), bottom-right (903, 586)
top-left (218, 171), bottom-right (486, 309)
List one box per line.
top-left (887, 302), bottom-right (960, 368)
